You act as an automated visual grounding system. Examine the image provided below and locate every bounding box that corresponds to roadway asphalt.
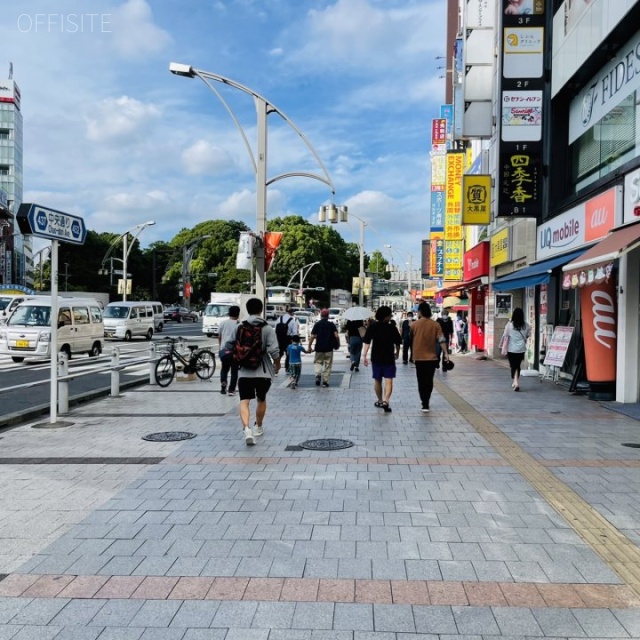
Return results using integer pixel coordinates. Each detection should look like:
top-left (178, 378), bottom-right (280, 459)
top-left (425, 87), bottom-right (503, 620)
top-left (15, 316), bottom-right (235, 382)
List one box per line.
top-left (1, 347), bottom-right (640, 638)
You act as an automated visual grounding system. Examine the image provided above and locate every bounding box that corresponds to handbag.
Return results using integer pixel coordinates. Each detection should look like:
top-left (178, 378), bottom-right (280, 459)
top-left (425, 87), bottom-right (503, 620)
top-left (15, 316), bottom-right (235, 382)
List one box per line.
top-left (333, 332), bottom-right (341, 350)
top-left (499, 328), bottom-right (509, 357)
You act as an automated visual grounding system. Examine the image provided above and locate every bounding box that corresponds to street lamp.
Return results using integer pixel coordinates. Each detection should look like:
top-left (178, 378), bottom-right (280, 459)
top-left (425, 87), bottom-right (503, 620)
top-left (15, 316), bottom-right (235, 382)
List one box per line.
top-left (318, 205), bottom-right (367, 307)
top-left (181, 235), bottom-right (211, 308)
top-left (170, 62), bottom-right (335, 306)
top-left (98, 221), bottom-right (155, 301)
top-left (384, 244), bottom-right (416, 308)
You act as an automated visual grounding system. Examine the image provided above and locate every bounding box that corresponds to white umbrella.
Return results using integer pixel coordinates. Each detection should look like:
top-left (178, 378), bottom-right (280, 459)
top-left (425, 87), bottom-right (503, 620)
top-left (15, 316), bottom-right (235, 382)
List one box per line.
top-left (342, 306), bottom-right (373, 321)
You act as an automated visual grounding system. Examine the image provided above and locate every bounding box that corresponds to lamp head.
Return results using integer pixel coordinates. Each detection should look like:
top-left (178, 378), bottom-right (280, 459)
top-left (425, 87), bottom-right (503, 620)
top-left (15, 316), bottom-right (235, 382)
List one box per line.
top-left (169, 62), bottom-right (195, 78)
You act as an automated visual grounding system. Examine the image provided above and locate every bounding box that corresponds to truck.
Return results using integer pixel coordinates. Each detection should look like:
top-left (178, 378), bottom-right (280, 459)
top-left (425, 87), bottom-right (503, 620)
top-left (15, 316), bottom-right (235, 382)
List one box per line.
top-left (202, 292), bottom-right (253, 337)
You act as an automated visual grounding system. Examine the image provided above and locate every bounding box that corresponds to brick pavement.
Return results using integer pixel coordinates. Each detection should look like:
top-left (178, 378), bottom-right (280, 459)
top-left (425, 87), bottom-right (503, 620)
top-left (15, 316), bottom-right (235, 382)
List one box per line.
top-left (1, 349), bottom-right (640, 638)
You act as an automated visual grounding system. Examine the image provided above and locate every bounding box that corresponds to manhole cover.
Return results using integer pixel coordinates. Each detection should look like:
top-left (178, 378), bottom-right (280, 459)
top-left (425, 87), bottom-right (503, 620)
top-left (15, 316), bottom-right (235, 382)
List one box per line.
top-left (299, 438), bottom-right (354, 451)
top-left (622, 443), bottom-right (640, 448)
top-left (142, 432), bottom-right (197, 442)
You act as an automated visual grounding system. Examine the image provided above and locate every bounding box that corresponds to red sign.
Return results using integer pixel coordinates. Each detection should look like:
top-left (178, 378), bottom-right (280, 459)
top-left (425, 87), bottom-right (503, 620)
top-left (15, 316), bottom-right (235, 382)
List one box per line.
top-left (431, 118), bottom-right (447, 145)
top-left (463, 241), bottom-right (490, 281)
top-left (584, 187), bottom-right (616, 242)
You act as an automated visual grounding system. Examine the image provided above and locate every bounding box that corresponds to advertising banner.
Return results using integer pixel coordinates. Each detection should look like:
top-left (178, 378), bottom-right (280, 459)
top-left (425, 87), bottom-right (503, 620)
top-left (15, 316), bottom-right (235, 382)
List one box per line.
top-left (430, 234), bottom-right (444, 277)
top-left (497, 2), bottom-right (547, 219)
top-left (580, 277), bottom-right (617, 383)
top-left (498, 144), bottom-right (542, 217)
top-left (430, 191), bottom-right (445, 230)
top-left (444, 241), bottom-right (463, 281)
top-left (431, 119), bottom-right (447, 145)
top-left (431, 155), bottom-right (447, 190)
top-left (462, 174), bottom-right (491, 225)
top-left (445, 152), bottom-right (464, 237)
top-left (490, 228), bottom-right (509, 266)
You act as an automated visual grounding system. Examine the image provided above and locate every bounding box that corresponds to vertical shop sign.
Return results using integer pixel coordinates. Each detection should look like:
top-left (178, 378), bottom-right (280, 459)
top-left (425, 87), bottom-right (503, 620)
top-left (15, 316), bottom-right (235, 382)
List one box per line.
top-left (497, 0), bottom-right (546, 218)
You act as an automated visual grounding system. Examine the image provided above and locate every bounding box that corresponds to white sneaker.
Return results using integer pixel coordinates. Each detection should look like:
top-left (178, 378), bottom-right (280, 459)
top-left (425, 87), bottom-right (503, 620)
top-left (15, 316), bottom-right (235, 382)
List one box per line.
top-left (253, 424), bottom-right (264, 437)
top-left (243, 428), bottom-right (255, 446)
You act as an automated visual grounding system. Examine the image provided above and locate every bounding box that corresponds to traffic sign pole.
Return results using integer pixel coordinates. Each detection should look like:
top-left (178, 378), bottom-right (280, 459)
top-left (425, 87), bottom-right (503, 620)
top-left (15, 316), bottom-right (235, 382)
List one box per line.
top-left (50, 240), bottom-right (59, 424)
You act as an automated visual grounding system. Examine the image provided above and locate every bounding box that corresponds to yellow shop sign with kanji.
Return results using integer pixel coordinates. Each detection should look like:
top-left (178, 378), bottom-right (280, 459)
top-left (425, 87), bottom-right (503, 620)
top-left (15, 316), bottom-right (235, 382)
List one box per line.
top-left (462, 175), bottom-right (491, 225)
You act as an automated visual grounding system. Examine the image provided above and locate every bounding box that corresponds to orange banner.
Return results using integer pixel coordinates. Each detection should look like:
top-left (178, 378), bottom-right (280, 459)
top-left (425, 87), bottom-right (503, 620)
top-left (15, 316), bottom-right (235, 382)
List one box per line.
top-left (580, 278), bottom-right (617, 383)
top-left (264, 232), bottom-right (283, 272)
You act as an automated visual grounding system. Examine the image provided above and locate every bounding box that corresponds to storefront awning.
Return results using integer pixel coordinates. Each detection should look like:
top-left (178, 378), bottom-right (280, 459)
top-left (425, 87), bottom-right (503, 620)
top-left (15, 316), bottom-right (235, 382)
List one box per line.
top-left (491, 248), bottom-right (588, 291)
top-left (562, 221), bottom-right (640, 277)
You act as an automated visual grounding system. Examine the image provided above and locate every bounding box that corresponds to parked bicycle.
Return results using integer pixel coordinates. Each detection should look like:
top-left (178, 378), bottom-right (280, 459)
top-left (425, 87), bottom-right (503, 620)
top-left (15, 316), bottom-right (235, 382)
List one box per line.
top-left (154, 337), bottom-right (216, 387)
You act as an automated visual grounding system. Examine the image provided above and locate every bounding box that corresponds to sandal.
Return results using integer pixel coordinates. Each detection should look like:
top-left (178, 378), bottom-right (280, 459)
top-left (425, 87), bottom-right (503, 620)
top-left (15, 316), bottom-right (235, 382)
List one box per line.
top-left (381, 402), bottom-right (392, 413)
top-left (374, 401), bottom-right (384, 408)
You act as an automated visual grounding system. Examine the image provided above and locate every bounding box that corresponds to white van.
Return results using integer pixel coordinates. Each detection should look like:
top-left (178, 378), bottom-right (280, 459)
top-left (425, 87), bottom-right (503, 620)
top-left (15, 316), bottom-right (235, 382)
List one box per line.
top-left (0, 294), bottom-right (40, 325)
top-left (0, 296), bottom-right (104, 363)
top-left (103, 301), bottom-right (155, 341)
top-left (150, 302), bottom-right (164, 333)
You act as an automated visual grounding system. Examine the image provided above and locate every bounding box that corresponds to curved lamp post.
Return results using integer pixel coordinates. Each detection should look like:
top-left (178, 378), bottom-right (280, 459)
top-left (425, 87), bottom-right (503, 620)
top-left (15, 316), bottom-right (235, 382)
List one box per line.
top-left (98, 220), bottom-right (155, 301)
top-left (169, 62), bottom-right (335, 305)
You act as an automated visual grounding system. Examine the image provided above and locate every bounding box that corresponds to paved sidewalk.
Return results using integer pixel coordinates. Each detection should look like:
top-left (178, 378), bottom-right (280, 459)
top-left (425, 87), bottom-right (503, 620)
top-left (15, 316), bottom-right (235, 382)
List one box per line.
top-left (2, 348), bottom-right (640, 639)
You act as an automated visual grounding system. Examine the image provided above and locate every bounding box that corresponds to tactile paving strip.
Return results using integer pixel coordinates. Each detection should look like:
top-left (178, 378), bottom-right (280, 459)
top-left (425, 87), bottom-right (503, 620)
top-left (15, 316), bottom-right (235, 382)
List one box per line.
top-left (435, 378), bottom-right (640, 597)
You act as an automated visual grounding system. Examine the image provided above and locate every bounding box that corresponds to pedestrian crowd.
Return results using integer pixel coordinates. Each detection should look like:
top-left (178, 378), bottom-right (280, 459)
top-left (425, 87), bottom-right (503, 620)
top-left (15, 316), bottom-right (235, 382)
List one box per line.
top-left (216, 298), bottom-right (509, 446)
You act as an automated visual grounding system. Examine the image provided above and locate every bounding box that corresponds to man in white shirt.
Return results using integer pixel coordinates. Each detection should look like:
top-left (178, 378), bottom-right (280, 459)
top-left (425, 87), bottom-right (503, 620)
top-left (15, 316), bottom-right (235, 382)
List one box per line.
top-left (218, 305), bottom-right (240, 396)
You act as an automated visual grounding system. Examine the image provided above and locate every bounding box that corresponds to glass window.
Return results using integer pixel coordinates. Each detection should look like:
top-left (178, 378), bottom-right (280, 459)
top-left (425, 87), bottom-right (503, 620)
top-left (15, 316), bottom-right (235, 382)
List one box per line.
top-left (73, 307), bottom-right (90, 325)
top-left (90, 307), bottom-right (102, 323)
top-left (571, 91), bottom-right (638, 191)
top-left (58, 309), bottom-right (72, 326)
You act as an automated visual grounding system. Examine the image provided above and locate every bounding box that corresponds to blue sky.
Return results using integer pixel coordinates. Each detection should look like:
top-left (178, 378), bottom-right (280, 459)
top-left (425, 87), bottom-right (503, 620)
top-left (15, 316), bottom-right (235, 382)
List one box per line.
top-left (3, 0), bottom-right (446, 267)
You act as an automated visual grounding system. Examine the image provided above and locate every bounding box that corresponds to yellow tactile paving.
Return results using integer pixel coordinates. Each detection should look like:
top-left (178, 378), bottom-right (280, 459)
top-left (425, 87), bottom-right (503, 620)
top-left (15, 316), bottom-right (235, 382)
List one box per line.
top-left (435, 379), bottom-right (640, 598)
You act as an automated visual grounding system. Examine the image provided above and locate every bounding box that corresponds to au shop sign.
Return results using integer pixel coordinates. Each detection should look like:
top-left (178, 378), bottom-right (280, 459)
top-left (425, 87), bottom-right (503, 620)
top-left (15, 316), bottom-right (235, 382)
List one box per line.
top-left (536, 186), bottom-right (620, 259)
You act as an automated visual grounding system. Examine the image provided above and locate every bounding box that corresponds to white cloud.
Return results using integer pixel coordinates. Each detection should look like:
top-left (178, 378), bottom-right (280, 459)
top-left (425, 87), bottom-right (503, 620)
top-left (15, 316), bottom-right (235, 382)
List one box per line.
top-left (109, 0), bottom-right (172, 57)
top-left (181, 140), bottom-right (236, 176)
top-left (86, 96), bottom-right (160, 142)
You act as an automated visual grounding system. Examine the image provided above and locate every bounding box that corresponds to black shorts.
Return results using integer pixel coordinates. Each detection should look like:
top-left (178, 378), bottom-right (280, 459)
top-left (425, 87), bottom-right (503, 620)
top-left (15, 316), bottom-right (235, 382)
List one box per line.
top-left (238, 377), bottom-right (272, 401)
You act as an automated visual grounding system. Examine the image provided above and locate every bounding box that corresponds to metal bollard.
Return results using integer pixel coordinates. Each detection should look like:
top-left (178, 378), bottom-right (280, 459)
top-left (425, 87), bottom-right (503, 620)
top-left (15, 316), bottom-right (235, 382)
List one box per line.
top-left (110, 346), bottom-right (120, 398)
top-left (149, 342), bottom-right (156, 385)
top-left (58, 351), bottom-right (69, 414)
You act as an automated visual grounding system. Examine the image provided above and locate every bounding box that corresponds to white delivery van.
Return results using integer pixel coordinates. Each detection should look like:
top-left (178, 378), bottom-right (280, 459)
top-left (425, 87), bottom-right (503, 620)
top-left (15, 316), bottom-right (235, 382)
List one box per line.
top-left (103, 301), bottom-right (155, 340)
top-left (203, 293), bottom-right (251, 337)
top-left (0, 296), bottom-right (104, 363)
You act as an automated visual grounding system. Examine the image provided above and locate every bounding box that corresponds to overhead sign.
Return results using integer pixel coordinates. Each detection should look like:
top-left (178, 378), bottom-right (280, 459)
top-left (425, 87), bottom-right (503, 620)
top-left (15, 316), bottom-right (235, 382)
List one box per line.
top-left (16, 203), bottom-right (87, 245)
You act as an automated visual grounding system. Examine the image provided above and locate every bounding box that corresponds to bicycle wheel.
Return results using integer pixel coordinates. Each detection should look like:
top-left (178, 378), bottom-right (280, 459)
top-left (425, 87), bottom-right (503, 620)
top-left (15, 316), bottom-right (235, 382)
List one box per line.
top-left (155, 355), bottom-right (176, 387)
top-left (194, 349), bottom-right (216, 380)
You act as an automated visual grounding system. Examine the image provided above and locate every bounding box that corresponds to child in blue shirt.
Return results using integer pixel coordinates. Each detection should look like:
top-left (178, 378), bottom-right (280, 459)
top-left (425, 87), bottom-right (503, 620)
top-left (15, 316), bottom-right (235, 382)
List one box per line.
top-left (286, 335), bottom-right (309, 389)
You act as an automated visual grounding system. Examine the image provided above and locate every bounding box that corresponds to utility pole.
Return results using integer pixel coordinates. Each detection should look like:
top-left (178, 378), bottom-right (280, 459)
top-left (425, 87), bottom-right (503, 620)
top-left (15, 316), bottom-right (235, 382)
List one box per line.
top-left (64, 263), bottom-right (69, 291)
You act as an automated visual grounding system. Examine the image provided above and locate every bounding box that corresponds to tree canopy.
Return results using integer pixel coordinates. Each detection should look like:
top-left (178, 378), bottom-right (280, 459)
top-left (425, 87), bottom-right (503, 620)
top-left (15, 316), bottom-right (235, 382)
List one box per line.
top-left (34, 215), bottom-right (364, 306)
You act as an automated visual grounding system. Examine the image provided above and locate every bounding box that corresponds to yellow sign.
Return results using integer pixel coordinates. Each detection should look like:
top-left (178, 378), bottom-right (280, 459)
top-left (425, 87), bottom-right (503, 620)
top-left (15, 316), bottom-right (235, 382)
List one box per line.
top-left (490, 228), bottom-right (509, 267)
top-left (363, 278), bottom-right (372, 296)
top-left (445, 152), bottom-right (464, 239)
top-left (462, 175), bottom-right (491, 225)
top-left (351, 277), bottom-right (360, 295)
top-left (444, 240), bottom-right (463, 281)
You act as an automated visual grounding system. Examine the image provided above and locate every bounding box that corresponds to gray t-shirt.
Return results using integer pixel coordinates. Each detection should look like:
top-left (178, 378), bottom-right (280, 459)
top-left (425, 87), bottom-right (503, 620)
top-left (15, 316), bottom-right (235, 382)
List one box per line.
top-left (237, 316), bottom-right (281, 379)
top-left (218, 317), bottom-right (239, 347)
top-left (504, 322), bottom-right (530, 353)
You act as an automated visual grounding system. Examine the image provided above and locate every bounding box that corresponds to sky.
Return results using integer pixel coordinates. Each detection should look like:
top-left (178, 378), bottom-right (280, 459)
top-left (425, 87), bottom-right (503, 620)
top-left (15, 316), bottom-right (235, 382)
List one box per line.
top-left (2, 0), bottom-right (447, 269)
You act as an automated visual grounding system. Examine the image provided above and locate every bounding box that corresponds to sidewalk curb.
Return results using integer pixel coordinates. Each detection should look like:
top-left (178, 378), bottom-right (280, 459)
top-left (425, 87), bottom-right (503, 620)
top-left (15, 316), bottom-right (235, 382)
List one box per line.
top-left (0, 376), bottom-right (148, 430)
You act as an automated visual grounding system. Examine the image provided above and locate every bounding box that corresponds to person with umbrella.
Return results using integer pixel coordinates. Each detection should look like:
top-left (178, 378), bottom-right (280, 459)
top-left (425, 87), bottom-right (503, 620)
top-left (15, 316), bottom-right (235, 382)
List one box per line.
top-left (342, 306), bottom-right (372, 373)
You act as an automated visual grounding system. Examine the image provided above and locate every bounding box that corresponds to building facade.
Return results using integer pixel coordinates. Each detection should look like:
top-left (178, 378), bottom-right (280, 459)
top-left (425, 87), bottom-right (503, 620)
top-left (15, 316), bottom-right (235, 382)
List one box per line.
top-left (0, 75), bottom-right (28, 287)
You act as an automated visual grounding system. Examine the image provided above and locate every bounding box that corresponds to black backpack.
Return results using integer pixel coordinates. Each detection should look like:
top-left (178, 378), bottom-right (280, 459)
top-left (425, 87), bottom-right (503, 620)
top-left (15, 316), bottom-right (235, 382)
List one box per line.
top-left (275, 317), bottom-right (292, 344)
top-left (233, 321), bottom-right (265, 370)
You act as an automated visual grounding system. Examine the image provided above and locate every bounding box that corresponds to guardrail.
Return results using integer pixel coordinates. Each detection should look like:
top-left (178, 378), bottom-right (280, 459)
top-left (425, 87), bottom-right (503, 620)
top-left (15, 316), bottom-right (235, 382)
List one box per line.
top-left (0, 336), bottom-right (211, 417)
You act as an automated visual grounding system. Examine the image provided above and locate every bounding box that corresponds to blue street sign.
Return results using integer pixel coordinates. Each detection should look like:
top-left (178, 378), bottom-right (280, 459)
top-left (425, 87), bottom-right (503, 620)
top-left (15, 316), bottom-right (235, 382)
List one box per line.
top-left (17, 203), bottom-right (87, 245)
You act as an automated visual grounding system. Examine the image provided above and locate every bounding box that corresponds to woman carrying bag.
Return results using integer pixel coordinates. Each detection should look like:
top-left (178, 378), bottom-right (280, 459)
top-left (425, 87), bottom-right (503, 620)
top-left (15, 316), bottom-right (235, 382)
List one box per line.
top-left (500, 307), bottom-right (530, 392)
